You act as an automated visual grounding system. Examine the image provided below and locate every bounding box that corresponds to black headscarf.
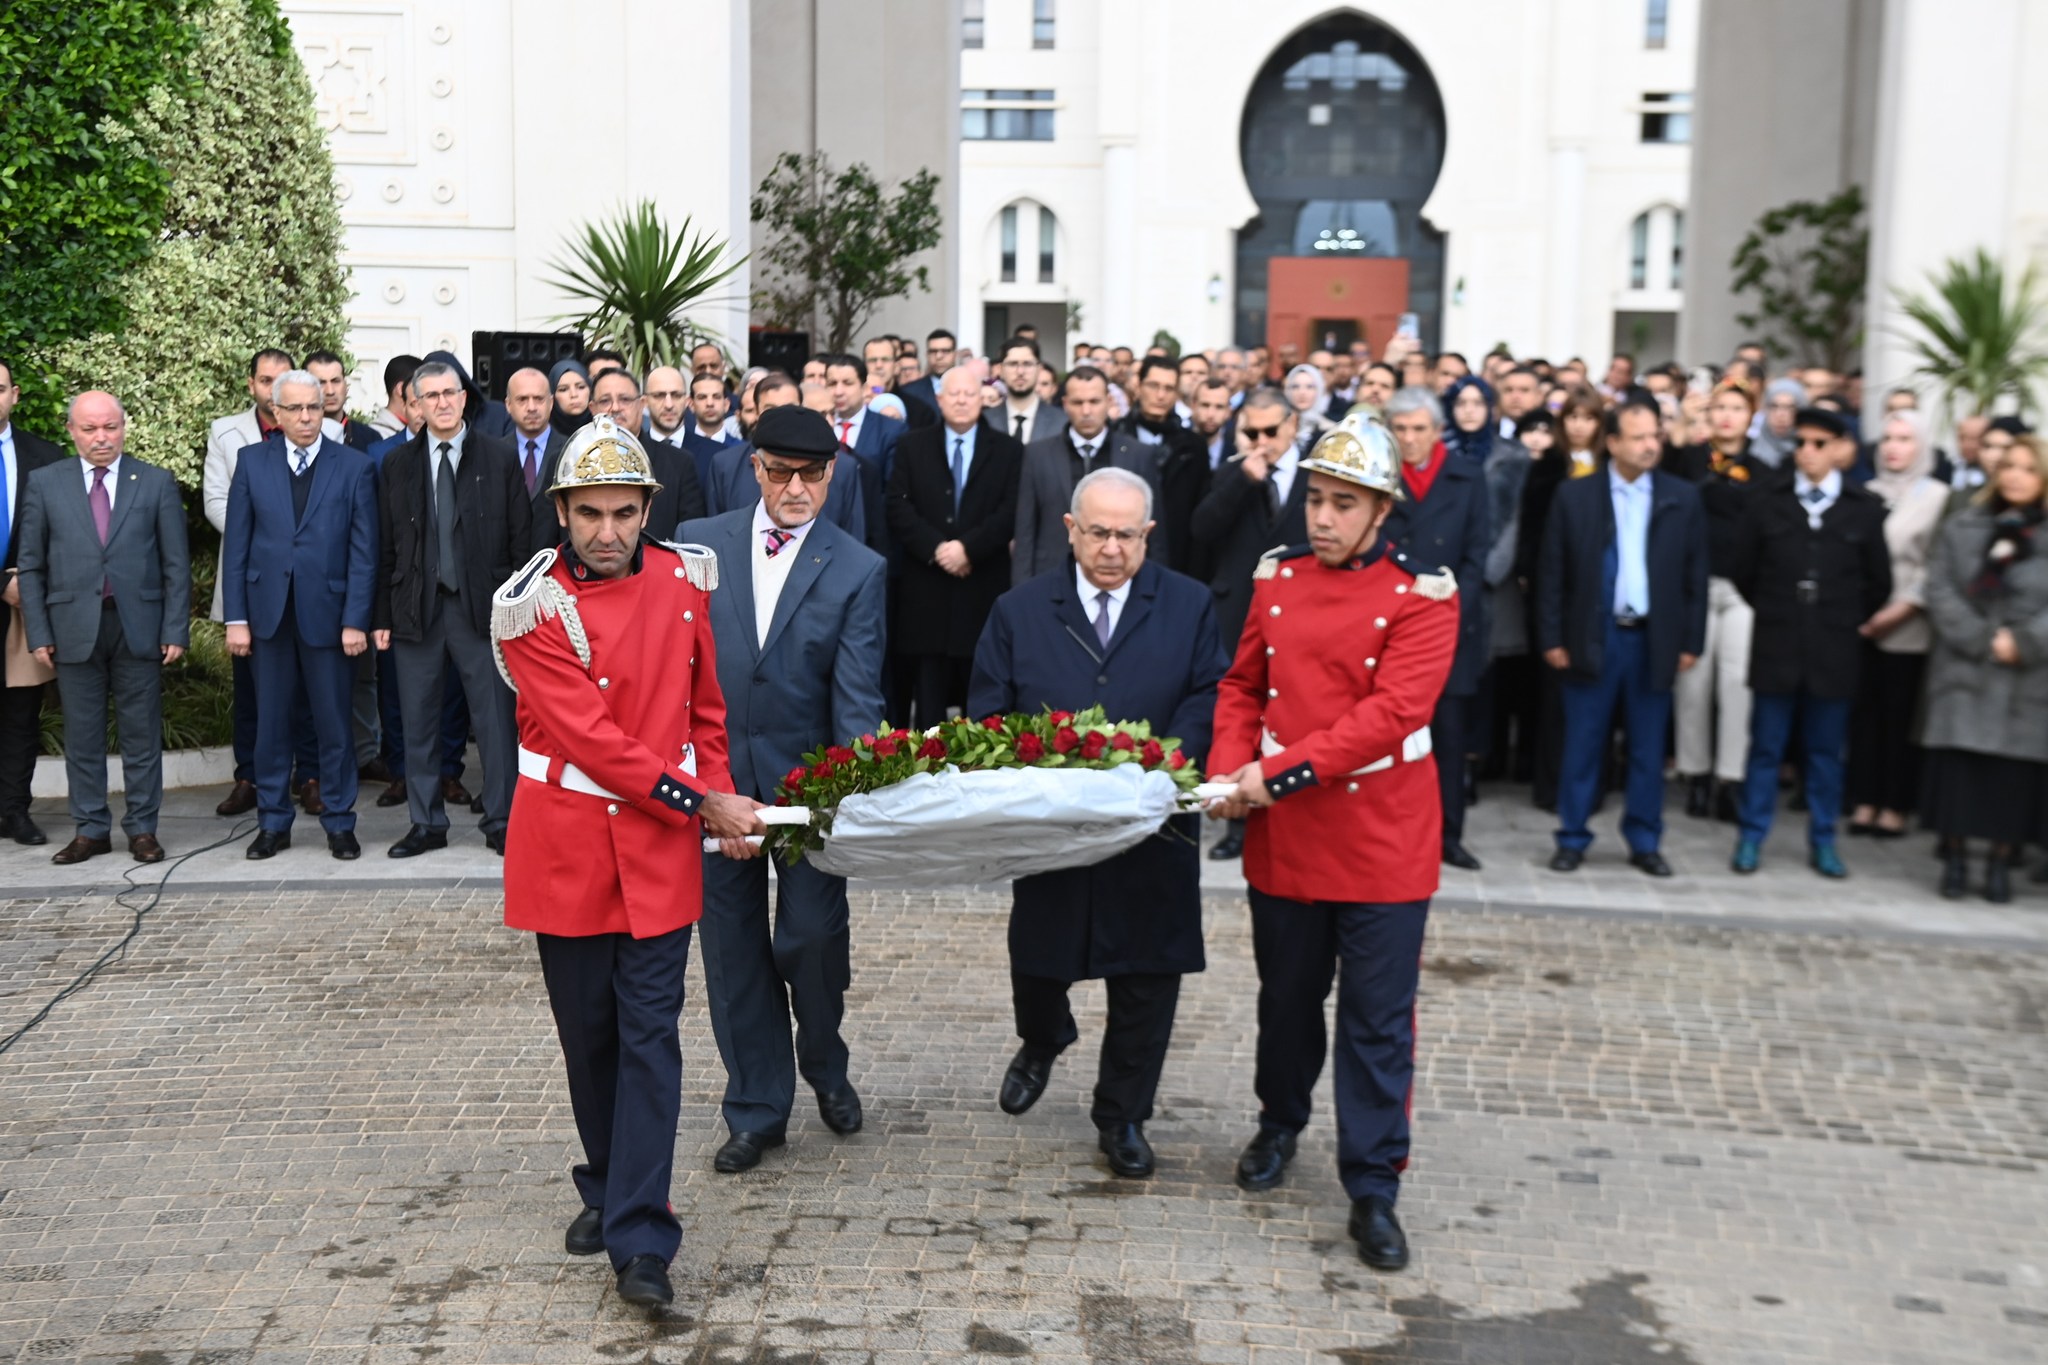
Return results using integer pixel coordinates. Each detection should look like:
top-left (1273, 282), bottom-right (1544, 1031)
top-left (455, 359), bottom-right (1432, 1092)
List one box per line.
top-left (1970, 500), bottom-right (2046, 600)
top-left (548, 358), bottom-right (592, 439)
top-left (1443, 375), bottom-right (1499, 465)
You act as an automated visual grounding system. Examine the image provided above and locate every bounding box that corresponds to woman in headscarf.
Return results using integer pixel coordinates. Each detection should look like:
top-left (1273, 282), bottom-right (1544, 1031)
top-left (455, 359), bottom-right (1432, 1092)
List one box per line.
top-left (1752, 377), bottom-right (1808, 468)
top-left (1844, 408), bottom-right (1949, 838)
top-left (1920, 436), bottom-right (2048, 902)
top-left (549, 358), bottom-right (592, 438)
top-left (1282, 363), bottom-right (1335, 449)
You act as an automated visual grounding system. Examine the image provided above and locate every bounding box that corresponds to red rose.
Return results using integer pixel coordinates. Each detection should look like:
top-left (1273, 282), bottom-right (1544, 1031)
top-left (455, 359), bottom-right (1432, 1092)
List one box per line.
top-left (983, 715), bottom-right (1006, 731)
top-left (872, 735), bottom-right (900, 758)
top-left (1167, 750), bottom-right (1188, 770)
top-left (1080, 730), bottom-right (1108, 759)
top-left (1053, 726), bottom-right (1080, 754)
top-left (1110, 732), bottom-right (1136, 752)
top-left (1016, 732), bottom-right (1046, 762)
top-left (784, 767), bottom-right (807, 791)
top-left (826, 745), bottom-right (856, 767)
top-left (1141, 739), bottom-right (1164, 767)
top-left (1048, 710), bottom-right (1073, 725)
top-left (859, 733), bottom-right (876, 749)
top-left (891, 729), bottom-right (912, 742)
top-left (917, 737), bottom-right (948, 761)
top-left (811, 760), bottom-right (835, 780)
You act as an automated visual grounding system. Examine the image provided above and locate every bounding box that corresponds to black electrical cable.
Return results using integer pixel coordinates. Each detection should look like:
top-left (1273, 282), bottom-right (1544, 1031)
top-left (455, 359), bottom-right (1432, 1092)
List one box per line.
top-left (0, 818), bottom-right (255, 1058)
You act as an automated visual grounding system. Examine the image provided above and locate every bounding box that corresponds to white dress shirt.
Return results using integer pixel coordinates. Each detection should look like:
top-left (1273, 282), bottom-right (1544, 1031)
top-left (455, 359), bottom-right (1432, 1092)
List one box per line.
top-left (751, 501), bottom-right (816, 647)
top-left (1794, 469), bottom-right (1842, 529)
top-left (1076, 566), bottom-right (1134, 643)
top-left (832, 407), bottom-right (867, 451)
top-left (1269, 444), bottom-right (1301, 508)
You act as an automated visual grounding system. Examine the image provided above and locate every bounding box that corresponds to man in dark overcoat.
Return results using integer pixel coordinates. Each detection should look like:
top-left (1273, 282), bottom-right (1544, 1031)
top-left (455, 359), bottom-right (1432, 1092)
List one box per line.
top-left (967, 466), bottom-right (1229, 1179)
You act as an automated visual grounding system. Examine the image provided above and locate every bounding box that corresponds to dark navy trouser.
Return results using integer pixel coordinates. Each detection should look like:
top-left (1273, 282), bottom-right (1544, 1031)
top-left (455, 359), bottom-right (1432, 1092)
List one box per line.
top-left (1556, 620), bottom-right (1671, 855)
top-left (1740, 689), bottom-right (1850, 847)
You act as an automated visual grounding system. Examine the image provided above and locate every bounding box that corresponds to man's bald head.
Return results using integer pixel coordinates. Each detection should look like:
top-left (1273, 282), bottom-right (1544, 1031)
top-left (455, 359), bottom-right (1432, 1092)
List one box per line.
top-left (505, 367), bottom-right (553, 438)
top-left (67, 390), bottom-right (126, 465)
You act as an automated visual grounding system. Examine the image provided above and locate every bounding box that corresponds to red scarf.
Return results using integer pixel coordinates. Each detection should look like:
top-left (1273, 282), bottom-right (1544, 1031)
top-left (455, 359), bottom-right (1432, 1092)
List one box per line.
top-left (1402, 440), bottom-right (1447, 502)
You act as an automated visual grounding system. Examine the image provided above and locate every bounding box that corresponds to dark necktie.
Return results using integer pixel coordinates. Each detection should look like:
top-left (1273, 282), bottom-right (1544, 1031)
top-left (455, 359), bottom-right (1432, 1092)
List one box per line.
top-left (1013, 412), bottom-right (1027, 441)
top-left (90, 465), bottom-right (112, 599)
top-left (763, 527), bottom-right (794, 558)
top-left (523, 438), bottom-right (540, 495)
top-left (1076, 439), bottom-right (1096, 470)
top-left (292, 445), bottom-right (309, 476)
top-left (1801, 486), bottom-right (1827, 505)
top-left (951, 436), bottom-right (967, 515)
top-left (1093, 590), bottom-right (1113, 647)
top-left (435, 442), bottom-right (459, 593)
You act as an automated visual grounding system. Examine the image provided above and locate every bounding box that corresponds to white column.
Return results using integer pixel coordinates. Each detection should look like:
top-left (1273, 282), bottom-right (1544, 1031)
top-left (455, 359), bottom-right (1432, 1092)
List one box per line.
top-left (1545, 142), bottom-right (1588, 361)
top-left (1101, 141), bottom-right (1137, 346)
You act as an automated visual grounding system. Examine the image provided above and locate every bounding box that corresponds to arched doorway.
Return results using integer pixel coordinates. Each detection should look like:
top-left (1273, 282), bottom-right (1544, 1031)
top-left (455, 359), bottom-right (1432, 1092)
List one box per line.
top-left (1236, 13), bottom-right (1447, 362)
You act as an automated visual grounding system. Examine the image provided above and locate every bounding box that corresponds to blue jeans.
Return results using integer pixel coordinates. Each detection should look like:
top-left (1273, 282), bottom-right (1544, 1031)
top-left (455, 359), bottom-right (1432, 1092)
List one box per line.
top-left (1555, 621), bottom-right (1671, 855)
top-left (1739, 690), bottom-right (1850, 847)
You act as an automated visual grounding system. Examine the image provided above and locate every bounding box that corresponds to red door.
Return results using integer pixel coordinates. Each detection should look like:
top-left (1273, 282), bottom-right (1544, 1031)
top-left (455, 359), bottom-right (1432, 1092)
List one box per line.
top-left (1266, 258), bottom-right (1411, 367)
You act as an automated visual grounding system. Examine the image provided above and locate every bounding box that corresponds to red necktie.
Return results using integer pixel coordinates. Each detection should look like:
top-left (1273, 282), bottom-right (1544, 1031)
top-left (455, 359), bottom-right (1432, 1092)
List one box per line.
top-left (838, 421), bottom-right (852, 446)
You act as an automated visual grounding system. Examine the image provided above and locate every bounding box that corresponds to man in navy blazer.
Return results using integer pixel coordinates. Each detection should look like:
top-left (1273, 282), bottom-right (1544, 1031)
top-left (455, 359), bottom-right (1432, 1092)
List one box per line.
top-left (967, 467), bottom-right (1229, 1180)
top-left (682, 405), bottom-right (887, 1176)
top-left (821, 353), bottom-right (905, 556)
top-left (1536, 397), bottom-right (1708, 875)
top-left (222, 370), bottom-right (380, 859)
top-left (698, 376), bottom-right (868, 543)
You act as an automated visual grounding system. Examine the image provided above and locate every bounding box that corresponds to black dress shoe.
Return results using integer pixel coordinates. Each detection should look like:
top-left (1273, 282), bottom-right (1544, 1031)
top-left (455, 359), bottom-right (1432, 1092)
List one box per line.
top-left (816, 1083), bottom-right (862, 1135)
top-left (1985, 859), bottom-right (2013, 905)
top-left (1684, 774), bottom-right (1711, 819)
top-left (713, 1130), bottom-right (785, 1173)
top-left (1098, 1123), bottom-right (1154, 1179)
top-left (245, 829), bottom-right (291, 860)
top-left (615, 1254), bottom-right (673, 1307)
top-left (1940, 852), bottom-right (1969, 900)
top-left (1548, 847), bottom-right (1584, 873)
top-left (1628, 850), bottom-right (1674, 877)
top-left (1440, 841), bottom-right (1482, 871)
top-left (564, 1205), bottom-right (604, 1256)
top-left (388, 825), bottom-right (448, 858)
top-left (2, 813), bottom-right (48, 846)
top-left (1349, 1195), bottom-right (1409, 1271)
top-left (1209, 825), bottom-right (1244, 860)
top-left (484, 828), bottom-right (506, 856)
top-left (1714, 783), bottom-right (1741, 824)
top-left (998, 1046), bottom-right (1057, 1115)
top-left (1235, 1128), bottom-right (1297, 1192)
top-left (328, 831), bottom-right (361, 861)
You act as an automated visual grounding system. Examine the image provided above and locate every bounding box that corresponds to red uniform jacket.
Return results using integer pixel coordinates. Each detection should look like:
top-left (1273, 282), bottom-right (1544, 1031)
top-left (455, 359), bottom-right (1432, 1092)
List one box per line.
top-left (1209, 542), bottom-right (1458, 904)
top-left (495, 541), bottom-right (734, 938)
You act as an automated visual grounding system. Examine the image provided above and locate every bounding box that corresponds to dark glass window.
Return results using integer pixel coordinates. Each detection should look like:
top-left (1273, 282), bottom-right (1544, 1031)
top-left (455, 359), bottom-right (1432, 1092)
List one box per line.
top-left (962, 0), bottom-right (984, 49)
top-left (1000, 205), bottom-right (1018, 283)
top-left (1640, 91), bottom-right (1692, 144)
top-left (962, 90), bottom-right (1056, 141)
top-left (1033, 0), bottom-right (1055, 49)
top-left (1645, 0), bottom-right (1669, 48)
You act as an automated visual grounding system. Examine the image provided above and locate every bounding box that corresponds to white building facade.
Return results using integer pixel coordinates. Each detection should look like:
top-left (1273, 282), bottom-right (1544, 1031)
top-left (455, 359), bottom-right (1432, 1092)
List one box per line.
top-left (957, 0), bottom-right (1698, 366)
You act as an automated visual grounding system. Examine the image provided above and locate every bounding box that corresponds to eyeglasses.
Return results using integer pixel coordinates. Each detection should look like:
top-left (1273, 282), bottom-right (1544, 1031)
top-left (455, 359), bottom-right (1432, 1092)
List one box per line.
top-left (1079, 527), bottom-right (1143, 546)
top-left (590, 395), bottom-right (638, 412)
top-left (273, 402), bottom-right (323, 417)
top-left (1240, 423), bottom-right (1285, 441)
top-left (757, 460), bottom-right (830, 484)
top-left (416, 388), bottom-right (463, 404)
top-left (1795, 436), bottom-right (1834, 449)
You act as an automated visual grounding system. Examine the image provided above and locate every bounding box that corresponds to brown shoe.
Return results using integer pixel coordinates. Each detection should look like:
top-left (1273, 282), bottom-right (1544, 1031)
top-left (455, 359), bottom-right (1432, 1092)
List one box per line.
top-left (216, 779), bottom-right (258, 816)
top-left (440, 775), bottom-right (473, 807)
top-left (298, 778), bottom-right (326, 816)
top-left (376, 778), bottom-right (408, 807)
top-left (128, 833), bottom-right (165, 864)
top-left (51, 835), bottom-right (113, 865)
top-left (358, 757), bottom-right (394, 784)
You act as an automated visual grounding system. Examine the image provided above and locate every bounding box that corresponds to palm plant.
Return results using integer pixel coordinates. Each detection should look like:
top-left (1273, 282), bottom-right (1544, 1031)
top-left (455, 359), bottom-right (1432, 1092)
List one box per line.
top-left (546, 200), bottom-right (746, 374)
top-left (1892, 249), bottom-right (2048, 422)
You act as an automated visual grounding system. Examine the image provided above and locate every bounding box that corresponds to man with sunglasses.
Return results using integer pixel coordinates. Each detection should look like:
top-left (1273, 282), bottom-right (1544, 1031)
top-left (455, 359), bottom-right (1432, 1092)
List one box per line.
top-left (681, 405), bottom-right (887, 1176)
top-left (1726, 408), bottom-right (1890, 878)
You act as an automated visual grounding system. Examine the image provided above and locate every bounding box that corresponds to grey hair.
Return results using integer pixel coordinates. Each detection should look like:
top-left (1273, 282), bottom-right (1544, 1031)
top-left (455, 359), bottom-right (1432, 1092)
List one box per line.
top-left (1386, 385), bottom-right (1444, 427)
top-left (271, 368), bottom-right (323, 404)
top-left (66, 391), bottom-right (127, 422)
top-left (1070, 466), bottom-right (1154, 523)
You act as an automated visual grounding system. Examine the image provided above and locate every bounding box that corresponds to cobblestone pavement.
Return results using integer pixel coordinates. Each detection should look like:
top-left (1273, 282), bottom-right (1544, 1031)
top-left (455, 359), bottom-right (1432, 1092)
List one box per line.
top-left (3, 876), bottom-right (2046, 1365)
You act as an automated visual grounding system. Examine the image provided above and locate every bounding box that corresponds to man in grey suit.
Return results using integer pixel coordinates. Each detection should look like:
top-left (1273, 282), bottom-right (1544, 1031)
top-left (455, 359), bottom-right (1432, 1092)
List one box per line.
top-left (682, 405), bottom-right (887, 1176)
top-left (16, 392), bottom-right (190, 865)
top-left (1013, 366), bottom-right (1161, 583)
top-left (995, 337), bottom-right (1068, 447)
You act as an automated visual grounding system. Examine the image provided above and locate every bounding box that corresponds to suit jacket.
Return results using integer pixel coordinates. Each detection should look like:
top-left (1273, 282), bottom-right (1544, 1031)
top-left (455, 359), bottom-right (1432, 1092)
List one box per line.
top-left (1728, 481), bottom-right (1893, 700)
top-left (841, 411), bottom-right (904, 556)
top-left (679, 427), bottom-right (737, 495)
top-left (510, 428), bottom-right (567, 554)
top-left (1189, 456), bottom-right (1309, 650)
top-left (1115, 414), bottom-right (1212, 577)
top-left (375, 428), bottom-right (532, 640)
top-left (893, 377), bottom-right (939, 429)
top-left (887, 422), bottom-right (1024, 657)
top-left (626, 430), bottom-right (709, 538)
top-left (702, 439), bottom-right (868, 543)
top-left (3, 426), bottom-right (64, 646)
top-left (680, 509), bottom-right (887, 801)
top-left (1535, 469), bottom-right (1709, 692)
top-left (17, 456), bottom-right (190, 660)
top-left (1013, 428), bottom-right (1162, 584)
top-left (222, 435), bottom-right (379, 645)
top-left (967, 560), bottom-right (1226, 979)
top-left (1383, 452), bottom-right (1492, 696)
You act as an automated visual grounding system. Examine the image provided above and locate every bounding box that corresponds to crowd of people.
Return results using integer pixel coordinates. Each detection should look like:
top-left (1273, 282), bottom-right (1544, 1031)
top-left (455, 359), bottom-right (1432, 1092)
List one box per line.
top-left (0, 328), bottom-right (2041, 895)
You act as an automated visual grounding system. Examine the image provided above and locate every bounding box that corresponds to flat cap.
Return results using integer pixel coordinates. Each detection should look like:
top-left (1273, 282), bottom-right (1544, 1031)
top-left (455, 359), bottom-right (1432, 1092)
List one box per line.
top-left (1793, 406), bottom-right (1848, 439)
top-left (752, 405), bottom-right (839, 461)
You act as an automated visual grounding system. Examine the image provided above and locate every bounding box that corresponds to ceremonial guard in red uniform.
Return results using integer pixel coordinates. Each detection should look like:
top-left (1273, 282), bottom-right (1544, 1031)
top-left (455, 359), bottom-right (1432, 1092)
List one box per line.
top-left (490, 416), bottom-right (764, 1308)
top-left (1207, 413), bottom-right (1459, 1272)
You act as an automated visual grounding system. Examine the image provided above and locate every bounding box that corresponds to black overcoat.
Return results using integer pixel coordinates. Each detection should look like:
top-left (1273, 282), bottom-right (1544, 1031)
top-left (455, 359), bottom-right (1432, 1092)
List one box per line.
top-left (967, 559), bottom-right (1228, 981)
top-left (1381, 452), bottom-right (1492, 696)
top-left (1727, 481), bottom-right (1893, 699)
top-left (887, 423), bottom-right (1023, 657)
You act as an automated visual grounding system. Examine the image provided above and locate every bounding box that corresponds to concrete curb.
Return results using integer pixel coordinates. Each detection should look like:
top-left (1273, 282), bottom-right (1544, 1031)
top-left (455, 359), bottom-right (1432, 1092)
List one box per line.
top-left (30, 747), bottom-right (236, 800)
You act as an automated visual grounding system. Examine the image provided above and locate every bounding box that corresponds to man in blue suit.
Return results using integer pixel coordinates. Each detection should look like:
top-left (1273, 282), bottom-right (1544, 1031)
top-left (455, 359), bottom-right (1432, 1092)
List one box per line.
top-left (1536, 397), bottom-right (1708, 875)
top-left (682, 404), bottom-right (888, 1176)
top-left (222, 371), bottom-right (380, 859)
top-left (698, 375), bottom-right (868, 543)
top-left (967, 467), bottom-right (1229, 1180)
top-left (822, 353), bottom-right (904, 556)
